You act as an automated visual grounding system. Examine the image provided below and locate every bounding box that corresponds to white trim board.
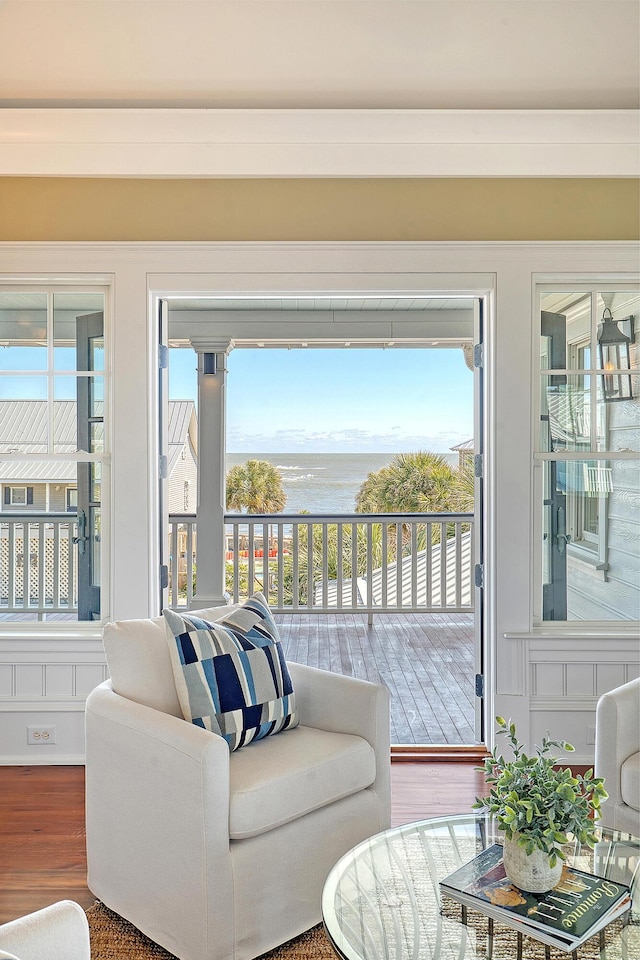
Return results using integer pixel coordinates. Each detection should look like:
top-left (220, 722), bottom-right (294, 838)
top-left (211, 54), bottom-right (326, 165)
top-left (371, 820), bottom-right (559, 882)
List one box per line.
top-left (0, 109), bottom-right (638, 177)
top-left (2, 754), bottom-right (85, 765)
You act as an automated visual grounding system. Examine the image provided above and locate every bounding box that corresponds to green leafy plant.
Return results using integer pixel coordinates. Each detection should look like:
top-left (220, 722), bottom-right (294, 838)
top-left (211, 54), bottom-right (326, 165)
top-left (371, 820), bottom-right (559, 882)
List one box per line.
top-left (473, 717), bottom-right (608, 867)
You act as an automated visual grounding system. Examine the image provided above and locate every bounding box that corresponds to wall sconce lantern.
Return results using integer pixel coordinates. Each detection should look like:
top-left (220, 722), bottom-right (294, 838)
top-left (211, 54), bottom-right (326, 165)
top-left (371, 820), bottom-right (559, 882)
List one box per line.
top-left (202, 352), bottom-right (217, 376)
top-left (597, 309), bottom-right (635, 402)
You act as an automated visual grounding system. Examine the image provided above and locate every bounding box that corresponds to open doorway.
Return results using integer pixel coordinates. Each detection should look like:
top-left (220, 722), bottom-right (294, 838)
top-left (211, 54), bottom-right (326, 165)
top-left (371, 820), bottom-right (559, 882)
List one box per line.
top-left (160, 296), bottom-right (485, 749)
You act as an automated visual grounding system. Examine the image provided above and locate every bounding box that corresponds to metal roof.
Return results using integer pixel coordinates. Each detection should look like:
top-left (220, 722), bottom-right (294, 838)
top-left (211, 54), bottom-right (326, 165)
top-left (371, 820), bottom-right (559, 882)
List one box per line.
top-left (166, 400), bottom-right (196, 476)
top-left (316, 531), bottom-right (472, 609)
top-left (450, 439), bottom-right (474, 452)
top-left (0, 399), bottom-right (194, 482)
top-left (1, 400), bottom-right (80, 454)
top-left (0, 460), bottom-right (77, 482)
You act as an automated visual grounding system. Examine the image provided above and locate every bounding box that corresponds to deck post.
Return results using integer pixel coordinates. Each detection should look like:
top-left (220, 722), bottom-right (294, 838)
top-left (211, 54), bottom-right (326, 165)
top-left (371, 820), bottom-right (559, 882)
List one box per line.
top-left (190, 339), bottom-right (234, 608)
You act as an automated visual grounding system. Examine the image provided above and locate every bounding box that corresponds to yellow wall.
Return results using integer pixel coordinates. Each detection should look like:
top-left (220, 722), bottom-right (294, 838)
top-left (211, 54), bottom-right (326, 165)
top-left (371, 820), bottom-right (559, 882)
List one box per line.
top-left (0, 178), bottom-right (637, 241)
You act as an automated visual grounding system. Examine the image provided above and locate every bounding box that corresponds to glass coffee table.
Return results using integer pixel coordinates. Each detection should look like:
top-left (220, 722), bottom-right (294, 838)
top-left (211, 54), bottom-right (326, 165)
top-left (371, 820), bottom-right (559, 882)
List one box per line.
top-left (322, 814), bottom-right (639, 960)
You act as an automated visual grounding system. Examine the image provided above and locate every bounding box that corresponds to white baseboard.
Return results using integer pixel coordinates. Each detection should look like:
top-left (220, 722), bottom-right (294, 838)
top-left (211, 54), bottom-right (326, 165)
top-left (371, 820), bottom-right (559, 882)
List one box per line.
top-left (0, 753), bottom-right (85, 765)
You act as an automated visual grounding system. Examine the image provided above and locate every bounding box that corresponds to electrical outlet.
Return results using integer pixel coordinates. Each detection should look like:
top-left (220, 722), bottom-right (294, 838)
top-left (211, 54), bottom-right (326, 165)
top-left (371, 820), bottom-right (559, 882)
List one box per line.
top-left (586, 724), bottom-right (596, 745)
top-left (27, 725), bottom-right (56, 745)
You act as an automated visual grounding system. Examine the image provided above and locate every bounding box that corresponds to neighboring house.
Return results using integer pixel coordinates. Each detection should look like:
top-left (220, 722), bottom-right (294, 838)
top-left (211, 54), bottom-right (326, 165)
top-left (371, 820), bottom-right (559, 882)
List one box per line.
top-left (0, 399), bottom-right (197, 514)
top-left (166, 400), bottom-right (198, 514)
top-left (0, 401), bottom-right (78, 513)
top-left (450, 439), bottom-right (474, 472)
top-left (165, 400), bottom-right (198, 592)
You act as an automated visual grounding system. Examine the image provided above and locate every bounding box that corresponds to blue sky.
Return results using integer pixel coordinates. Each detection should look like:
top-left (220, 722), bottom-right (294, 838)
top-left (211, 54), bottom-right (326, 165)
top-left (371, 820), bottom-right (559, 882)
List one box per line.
top-left (170, 347), bottom-right (473, 453)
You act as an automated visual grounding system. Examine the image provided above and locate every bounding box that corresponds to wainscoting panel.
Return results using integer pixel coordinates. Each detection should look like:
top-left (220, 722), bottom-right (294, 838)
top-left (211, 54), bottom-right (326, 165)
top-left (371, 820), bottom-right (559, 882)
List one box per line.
top-left (595, 663), bottom-right (629, 695)
top-left (526, 635), bottom-right (640, 763)
top-left (566, 663), bottom-right (595, 696)
top-left (15, 665), bottom-right (44, 699)
top-left (44, 664), bottom-right (75, 698)
top-left (0, 664), bottom-right (12, 697)
top-left (0, 635), bottom-right (107, 763)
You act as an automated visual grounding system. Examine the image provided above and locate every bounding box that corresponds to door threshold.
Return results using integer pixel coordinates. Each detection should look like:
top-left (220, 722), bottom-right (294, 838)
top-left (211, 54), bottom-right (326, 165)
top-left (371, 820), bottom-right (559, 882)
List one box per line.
top-left (391, 744), bottom-right (488, 763)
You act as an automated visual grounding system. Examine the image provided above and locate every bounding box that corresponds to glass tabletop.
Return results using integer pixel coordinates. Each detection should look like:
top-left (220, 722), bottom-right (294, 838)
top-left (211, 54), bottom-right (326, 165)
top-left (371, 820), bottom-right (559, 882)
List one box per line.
top-left (322, 814), bottom-right (640, 960)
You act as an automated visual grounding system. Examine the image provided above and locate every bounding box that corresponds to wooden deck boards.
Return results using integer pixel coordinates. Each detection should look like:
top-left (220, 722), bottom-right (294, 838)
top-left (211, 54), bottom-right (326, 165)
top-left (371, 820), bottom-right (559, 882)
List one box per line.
top-left (274, 611), bottom-right (476, 746)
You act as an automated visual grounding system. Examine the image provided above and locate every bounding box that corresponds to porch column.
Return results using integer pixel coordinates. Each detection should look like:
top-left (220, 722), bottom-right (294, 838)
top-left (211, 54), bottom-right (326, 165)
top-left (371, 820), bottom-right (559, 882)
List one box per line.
top-left (190, 339), bottom-right (234, 608)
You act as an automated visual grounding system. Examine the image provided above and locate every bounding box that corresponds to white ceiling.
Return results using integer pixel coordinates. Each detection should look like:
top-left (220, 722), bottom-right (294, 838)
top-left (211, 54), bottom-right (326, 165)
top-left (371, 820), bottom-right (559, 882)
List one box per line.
top-left (0, 0), bottom-right (638, 110)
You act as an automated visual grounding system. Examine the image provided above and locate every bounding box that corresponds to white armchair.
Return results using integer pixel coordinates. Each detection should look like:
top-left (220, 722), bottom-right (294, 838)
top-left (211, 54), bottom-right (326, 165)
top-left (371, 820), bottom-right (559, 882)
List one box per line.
top-left (85, 607), bottom-right (390, 960)
top-left (595, 676), bottom-right (640, 835)
top-left (0, 901), bottom-right (90, 960)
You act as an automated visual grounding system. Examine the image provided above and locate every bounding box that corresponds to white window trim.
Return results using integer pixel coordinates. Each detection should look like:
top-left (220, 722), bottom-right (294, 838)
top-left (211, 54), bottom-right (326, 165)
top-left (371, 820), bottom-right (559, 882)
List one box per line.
top-left (0, 278), bottom-right (112, 631)
top-left (9, 486), bottom-right (27, 506)
top-left (533, 280), bottom-right (640, 623)
top-left (564, 336), bottom-right (608, 572)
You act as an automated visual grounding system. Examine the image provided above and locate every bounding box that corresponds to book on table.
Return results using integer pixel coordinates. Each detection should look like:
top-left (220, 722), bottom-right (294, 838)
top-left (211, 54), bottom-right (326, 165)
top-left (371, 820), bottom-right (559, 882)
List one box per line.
top-left (439, 843), bottom-right (632, 953)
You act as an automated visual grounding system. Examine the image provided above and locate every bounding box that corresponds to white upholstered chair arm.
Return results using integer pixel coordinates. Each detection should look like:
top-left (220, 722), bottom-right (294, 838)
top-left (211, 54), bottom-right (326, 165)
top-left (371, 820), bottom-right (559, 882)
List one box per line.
top-left (287, 662), bottom-right (391, 827)
top-left (0, 900), bottom-right (90, 960)
top-left (85, 680), bottom-right (238, 958)
top-left (86, 680), bottom-right (231, 838)
top-left (595, 677), bottom-right (640, 808)
top-left (287, 662), bottom-right (388, 739)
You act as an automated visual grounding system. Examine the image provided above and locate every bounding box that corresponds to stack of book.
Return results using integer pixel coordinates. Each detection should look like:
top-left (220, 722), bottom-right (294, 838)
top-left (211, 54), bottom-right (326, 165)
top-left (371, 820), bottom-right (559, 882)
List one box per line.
top-left (439, 843), bottom-right (632, 953)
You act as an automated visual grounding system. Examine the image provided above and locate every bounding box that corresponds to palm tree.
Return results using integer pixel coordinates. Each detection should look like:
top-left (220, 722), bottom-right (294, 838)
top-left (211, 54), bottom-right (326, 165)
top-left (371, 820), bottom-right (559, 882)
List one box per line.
top-left (225, 461), bottom-right (286, 597)
top-left (225, 459), bottom-right (286, 513)
top-left (355, 450), bottom-right (466, 555)
top-left (355, 451), bottom-right (459, 514)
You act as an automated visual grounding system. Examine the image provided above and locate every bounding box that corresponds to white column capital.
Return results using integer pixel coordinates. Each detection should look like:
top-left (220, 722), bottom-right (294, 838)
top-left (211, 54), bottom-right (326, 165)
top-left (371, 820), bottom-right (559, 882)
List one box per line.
top-left (462, 343), bottom-right (474, 371)
top-left (190, 339), bottom-right (235, 356)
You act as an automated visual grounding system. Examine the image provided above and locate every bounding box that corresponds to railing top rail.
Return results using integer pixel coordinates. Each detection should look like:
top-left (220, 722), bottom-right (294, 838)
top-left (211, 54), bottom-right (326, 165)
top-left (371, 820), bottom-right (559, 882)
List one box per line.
top-left (0, 512), bottom-right (78, 521)
top-left (221, 511), bottom-right (474, 523)
top-left (169, 512), bottom-right (474, 524)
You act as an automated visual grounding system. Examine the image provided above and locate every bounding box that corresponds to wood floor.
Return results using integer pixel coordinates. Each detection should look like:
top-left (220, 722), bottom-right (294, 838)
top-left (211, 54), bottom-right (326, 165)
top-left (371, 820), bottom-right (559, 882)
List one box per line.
top-left (0, 761), bottom-right (487, 925)
top-left (275, 611), bottom-right (476, 745)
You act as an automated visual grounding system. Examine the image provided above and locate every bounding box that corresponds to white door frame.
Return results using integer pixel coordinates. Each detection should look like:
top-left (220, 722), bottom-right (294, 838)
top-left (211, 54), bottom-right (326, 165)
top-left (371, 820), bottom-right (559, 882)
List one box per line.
top-left (149, 260), bottom-right (495, 745)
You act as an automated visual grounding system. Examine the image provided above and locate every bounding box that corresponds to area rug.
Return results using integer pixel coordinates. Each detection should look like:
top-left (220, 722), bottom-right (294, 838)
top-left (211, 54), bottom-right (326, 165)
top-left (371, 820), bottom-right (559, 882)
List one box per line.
top-left (86, 899), bottom-right (638, 960)
top-left (86, 902), bottom-right (334, 960)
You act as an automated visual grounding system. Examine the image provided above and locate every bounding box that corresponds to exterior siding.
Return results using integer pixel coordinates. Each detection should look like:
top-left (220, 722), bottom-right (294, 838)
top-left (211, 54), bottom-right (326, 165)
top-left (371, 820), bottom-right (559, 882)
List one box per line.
top-left (1, 484), bottom-right (43, 511)
top-left (567, 460), bottom-right (640, 621)
top-left (1, 483), bottom-right (75, 513)
top-left (567, 323), bottom-right (640, 621)
top-left (167, 438), bottom-right (198, 514)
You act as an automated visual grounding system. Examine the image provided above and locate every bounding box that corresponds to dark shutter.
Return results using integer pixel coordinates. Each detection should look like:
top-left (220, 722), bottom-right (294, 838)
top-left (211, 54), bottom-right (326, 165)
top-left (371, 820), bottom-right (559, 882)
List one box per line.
top-left (3, 487), bottom-right (9, 505)
top-left (26, 487), bottom-right (34, 505)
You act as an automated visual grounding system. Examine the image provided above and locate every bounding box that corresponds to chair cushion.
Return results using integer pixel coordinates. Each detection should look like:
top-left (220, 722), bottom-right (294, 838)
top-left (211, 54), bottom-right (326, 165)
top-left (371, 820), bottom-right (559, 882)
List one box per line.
top-left (621, 752), bottom-right (640, 812)
top-left (103, 604), bottom-right (240, 717)
top-left (164, 593), bottom-right (298, 751)
top-left (228, 724), bottom-right (376, 839)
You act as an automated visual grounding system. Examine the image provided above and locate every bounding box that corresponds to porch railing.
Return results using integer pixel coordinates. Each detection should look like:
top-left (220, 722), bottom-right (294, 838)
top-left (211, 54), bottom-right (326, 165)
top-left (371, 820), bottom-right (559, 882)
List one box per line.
top-left (168, 512), bottom-right (474, 615)
top-left (0, 513), bottom-right (79, 617)
top-left (0, 510), bottom-right (473, 619)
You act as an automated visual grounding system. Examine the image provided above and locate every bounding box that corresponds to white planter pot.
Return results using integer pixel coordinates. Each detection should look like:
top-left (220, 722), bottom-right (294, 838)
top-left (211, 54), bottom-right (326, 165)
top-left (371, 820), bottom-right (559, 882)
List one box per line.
top-left (502, 834), bottom-right (563, 893)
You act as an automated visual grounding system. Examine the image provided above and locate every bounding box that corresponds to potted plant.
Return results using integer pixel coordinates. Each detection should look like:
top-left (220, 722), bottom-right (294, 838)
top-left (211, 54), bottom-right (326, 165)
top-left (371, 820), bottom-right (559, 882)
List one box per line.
top-left (473, 717), bottom-right (608, 893)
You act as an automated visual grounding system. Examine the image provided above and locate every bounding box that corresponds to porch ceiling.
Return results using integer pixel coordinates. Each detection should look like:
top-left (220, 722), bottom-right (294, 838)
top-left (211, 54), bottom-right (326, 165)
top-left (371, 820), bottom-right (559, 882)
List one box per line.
top-left (167, 297), bottom-right (475, 349)
top-left (167, 297), bottom-right (474, 312)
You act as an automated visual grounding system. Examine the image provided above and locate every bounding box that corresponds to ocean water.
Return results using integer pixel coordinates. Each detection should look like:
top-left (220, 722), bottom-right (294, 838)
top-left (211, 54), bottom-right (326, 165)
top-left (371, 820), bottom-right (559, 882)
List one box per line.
top-left (226, 452), bottom-right (459, 514)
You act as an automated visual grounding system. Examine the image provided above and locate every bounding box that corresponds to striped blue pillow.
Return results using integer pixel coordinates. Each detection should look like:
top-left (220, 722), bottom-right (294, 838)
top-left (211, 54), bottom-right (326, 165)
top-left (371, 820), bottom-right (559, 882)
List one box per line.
top-left (164, 593), bottom-right (297, 751)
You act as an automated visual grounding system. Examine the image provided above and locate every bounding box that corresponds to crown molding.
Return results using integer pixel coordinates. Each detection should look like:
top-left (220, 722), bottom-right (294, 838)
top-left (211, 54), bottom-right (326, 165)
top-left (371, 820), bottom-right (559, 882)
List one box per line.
top-left (0, 108), bottom-right (637, 178)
